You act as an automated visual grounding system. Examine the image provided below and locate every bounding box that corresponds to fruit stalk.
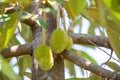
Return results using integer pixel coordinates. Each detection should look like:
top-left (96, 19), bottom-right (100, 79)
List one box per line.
top-left (59, 4), bottom-right (67, 32)
top-left (42, 12), bottom-right (46, 45)
top-left (57, 5), bottom-right (60, 29)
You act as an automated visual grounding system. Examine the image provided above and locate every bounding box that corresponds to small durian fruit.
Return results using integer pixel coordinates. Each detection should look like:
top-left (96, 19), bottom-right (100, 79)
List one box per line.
top-left (66, 36), bottom-right (73, 50)
top-left (50, 29), bottom-right (68, 54)
top-left (34, 45), bottom-right (54, 70)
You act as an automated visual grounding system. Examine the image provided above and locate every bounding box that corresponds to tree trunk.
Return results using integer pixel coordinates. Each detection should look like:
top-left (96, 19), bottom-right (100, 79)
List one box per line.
top-left (32, 13), bottom-right (65, 80)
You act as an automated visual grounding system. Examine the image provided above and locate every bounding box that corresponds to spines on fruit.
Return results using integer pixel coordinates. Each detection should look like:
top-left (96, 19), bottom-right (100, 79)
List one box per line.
top-left (66, 36), bottom-right (73, 50)
top-left (49, 29), bottom-right (68, 54)
top-left (34, 45), bottom-right (54, 70)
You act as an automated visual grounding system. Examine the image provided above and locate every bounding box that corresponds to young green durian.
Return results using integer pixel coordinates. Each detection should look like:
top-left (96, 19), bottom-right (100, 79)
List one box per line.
top-left (66, 36), bottom-right (73, 50)
top-left (50, 29), bottom-right (68, 54)
top-left (34, 45), bottom-right (54, 70)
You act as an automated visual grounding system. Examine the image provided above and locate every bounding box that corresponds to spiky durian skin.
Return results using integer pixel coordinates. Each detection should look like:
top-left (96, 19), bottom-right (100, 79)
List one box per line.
top-left (50, 29), bottom-right (68, 54)
top-left (34, 45), bottom-right (54, 70)
top-left (66, 36), bottom-right (73, 50)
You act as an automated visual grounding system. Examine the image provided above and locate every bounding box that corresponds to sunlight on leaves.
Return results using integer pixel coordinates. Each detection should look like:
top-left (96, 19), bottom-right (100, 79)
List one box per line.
top-left (65, 60), bottom-right (76, 77)
top-left (18, 22), bottom-right (33, 42)
top-left (23, 72), bottom-right (31, 79)
top-left (107, 27), bottom-right (120, 59)
top-left (0, 12), bottom-right (19, 50)
top-left (9, 35), bottom-right (20, 46)
top-left (36, 18), bottom-right (46, 28)
top-left (19, 55), bottom-right (32, 73)
top-left (0, 55), bottom-right (21, 80)
top-left (65, 0), bottom-right (86, 19)
top-left (103, 0), bottom-right (120, 21)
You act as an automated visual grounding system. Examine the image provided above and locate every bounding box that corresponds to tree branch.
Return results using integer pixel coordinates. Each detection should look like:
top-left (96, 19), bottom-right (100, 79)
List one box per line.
top-left (0, 17), bottom-right (116, 79)
top-left (0, 32), bottom-right (111, 58)
top-left (0, 43), bottom-right (32, 58)
top-left (0, 4), bottom-right (115, 79)
top-left (0, 44), bottom-right (119, 79)
top-left (0, 33), bottom-right (111, 58)
top-left (69, 33), bottom-right (111, 49)
top-left (23, 19), bottom-right (111, 49)
top-left (62, 50), bottom-right (120, 80)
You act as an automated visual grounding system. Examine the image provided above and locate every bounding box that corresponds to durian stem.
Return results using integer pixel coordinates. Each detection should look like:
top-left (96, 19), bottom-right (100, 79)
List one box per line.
top-left (59, 4), bottom-right (67, 32)
top-left (62, 10), bottom-right (67, 32)
top-left (42, 28), bottom-right (46, 45)
top-left (42, 12), bottom-right (46, 45)
top-left (56, 5), bottom-right (60, 29)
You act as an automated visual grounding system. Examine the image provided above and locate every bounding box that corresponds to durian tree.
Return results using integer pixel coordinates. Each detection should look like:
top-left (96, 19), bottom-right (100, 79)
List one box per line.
top-left (0, 0), bottom-right (120, 80)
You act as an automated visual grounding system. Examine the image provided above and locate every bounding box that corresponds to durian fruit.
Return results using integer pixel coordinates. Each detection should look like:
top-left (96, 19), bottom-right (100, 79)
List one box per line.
top-left (34, 45), bottom-right (54, 70)
top-left (50, 29), bottom-right (68, 54)
top-left (66, 36), bottom-right (73, 50)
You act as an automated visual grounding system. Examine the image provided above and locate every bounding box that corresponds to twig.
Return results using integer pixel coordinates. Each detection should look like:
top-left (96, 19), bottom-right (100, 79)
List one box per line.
top-left (101, 50), bottom-right (113, 66)
top-left (84, 36), bottom-right (120, 63)
top-left (56, 5), bottom-right (60, 29)
top-left (42, 12), bottom-right (46, 45)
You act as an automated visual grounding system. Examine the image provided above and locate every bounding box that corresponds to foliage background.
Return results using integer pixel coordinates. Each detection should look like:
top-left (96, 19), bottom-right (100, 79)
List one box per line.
top-left (0, 0), bottom-right (120, 80)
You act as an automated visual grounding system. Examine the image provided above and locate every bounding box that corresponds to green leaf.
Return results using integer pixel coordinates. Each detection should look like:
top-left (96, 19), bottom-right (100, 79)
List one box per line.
top-left (19, 55), bottom-right (32, 73)
top-left (66, 78), bottom-right (88, 80)
top-left (96, 0), bottom-right (107, 27)
top-left (107, 27), bottom-right (120, 59)
top-left (0, 0), bottom-right (15, 2)
top-left (9, 34), bottom-right (20, 46)
top-left (36, 18), bottom-right (46, 28)
top-left (0, 14), bottom-right (10, 21)
top-left (80, 51), bottom-right (97, 64)
top-left (71, 49), bottom-right (97, 64)
top-left (23, 72), bottom-right (31, 79)
top-left (0, 0), bottom-right (4, 2)
top-left (97, 0), bottom-right (120, 37)
top-left (89, 74), bottom-right (104, 80)
top-left (40, 8), bottom-right (55, 14)
top-left (82, 8), bottom-right (100, 24)
top-left (18, 22), bottom-right (33, 42)
top-left (65, 60), bottom-right (76, 77)
top-left (106, 61), bottom-right (120, 71)
top-left (0, 12), bottom-right (19, 50)
top-left (88, 23), bottom-right (96, 35)
top-left (107, 19), bottom-right (120, 37)
top-left (65, 0), bottom-right (86, 19)
top-left (56, 0), bottom-right (64, 5)
top-left (0, 71), bottom-right (9, 80)
top-left (103, 0), bottom-right (120, 21)
top-left (98, 0), bottom-right (120, 36)
top-left (0, 55), bottom-right (21, 80)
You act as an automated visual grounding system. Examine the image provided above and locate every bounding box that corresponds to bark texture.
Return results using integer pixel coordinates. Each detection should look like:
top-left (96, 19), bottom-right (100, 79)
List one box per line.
top-left (69, 33), bottom-right (111, 49)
